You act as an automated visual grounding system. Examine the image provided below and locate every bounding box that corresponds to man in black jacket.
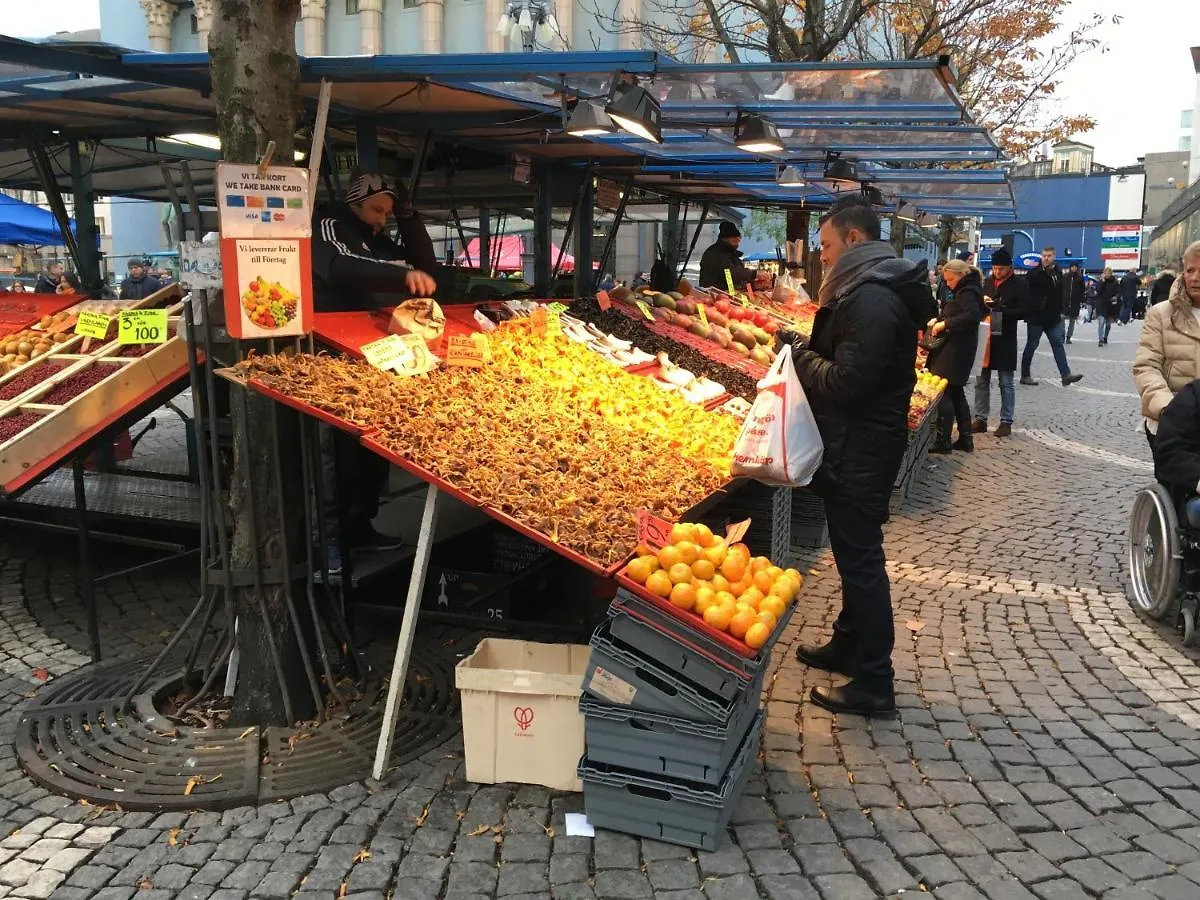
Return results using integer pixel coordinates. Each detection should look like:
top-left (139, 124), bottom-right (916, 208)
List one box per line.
top-left (1119, 269), bottom-right (1140, 324)
top-left (1020, 246), bottom-right (1083, 386)
top-left (698, 222), bottom-right (756, 291)
top-left (1150, 269), bottom-right (1176, 305)
top-left (312, 173), bottom-right (437, 312)
top-left (120, 259), bottom-right (163, 301)
top-left (1063, 262), bottom-right (1084, 343)
top-left (781, 196), bottom-right (937, 716)
top-left (34, 261), bottom-right (64, 294)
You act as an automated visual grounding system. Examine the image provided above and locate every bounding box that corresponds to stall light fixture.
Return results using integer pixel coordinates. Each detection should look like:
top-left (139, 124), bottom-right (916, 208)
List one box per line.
top-left (495, 7), bottom-right (514, 33)
top-left (776, 165), bottom-right (806, 187)
top-left (895, 200), bottom-right (917, 222)
top-left (605, 82), bottom-right (662, 143)
top-left (566, 101), bottom-right (616, 137)
top-left (166, 133), bottom-right (306, 161)
top-left (497, 3), bottom-right (560, 45)
top-left (861, 184), bottom-right (885, 206)
top-left (822, 155), bottom-right (858, 189)
top-left (734, 113), bottom-right (784, 154)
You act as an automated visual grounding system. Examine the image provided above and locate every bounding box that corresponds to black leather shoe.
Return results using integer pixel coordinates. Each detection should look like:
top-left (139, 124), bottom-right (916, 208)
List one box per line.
top-left (810, 681), bottom-right (897, 717)
top-left (970, 420), bottom-right (987, 434)
top-left (1062, 374), bottom-right (1083, 386)
top-left (795, 642), bottom-right (855, 677)
top-left (952, 436), bottom-right (974, 452)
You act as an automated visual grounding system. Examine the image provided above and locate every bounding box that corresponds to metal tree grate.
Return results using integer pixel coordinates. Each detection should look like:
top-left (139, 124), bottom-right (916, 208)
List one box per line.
top-left (15, 649), bottom-right (460, 811)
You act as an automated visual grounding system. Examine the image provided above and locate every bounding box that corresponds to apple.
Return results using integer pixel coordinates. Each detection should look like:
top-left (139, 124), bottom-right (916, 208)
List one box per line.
top-left (714, 299), bottom-right (731, 316)
top-left (752, 310), bottom-right (769, 327)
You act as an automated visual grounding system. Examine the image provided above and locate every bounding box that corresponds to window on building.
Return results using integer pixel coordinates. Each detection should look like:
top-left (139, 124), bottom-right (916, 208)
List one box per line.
top-left (346, 0), bottom-right (360, 13)
top-left (190, 14), bottom-right (198, 33)
top-left (1183, 136), bottom-right (1192, 153)
top-left (1183, 110), bottom-right (1193, 129)
top-left (95, 217), bottom-right (106, 236)
top-left (402, 0), bottom-right (419, 8)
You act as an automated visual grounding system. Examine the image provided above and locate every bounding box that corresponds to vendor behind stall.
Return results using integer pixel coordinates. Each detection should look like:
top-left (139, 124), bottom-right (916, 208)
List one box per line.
top-left (313, 173), bottom-right (437, 311)
top-left (699, 222), bottom-right (757, 292)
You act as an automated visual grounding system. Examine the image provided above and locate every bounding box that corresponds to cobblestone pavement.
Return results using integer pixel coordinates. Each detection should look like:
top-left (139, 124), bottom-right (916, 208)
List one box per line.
top-left (1, 319), bottom-right (1200, 898)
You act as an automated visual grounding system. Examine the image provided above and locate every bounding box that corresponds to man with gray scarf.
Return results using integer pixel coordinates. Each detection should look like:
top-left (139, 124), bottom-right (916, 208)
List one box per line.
top-left (779, 196), bottom-right (937, 715)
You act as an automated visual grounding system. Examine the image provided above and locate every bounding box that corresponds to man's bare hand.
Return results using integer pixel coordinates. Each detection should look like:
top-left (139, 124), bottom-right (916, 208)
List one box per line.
top-left (406, 269), bottom-right (437, 297)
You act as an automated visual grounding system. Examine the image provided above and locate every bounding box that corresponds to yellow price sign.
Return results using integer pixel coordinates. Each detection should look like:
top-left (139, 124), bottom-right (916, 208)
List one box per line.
top-left (635, 301), bottom-right (655, 321)
top-left (360, 334), bottom-right (413, 372)
top-left (75, 311), bottom-right (112, 340)
top-left (118, 309), bottom-right (168, 345)
top-left (446, 334), bottom-right (486, 368)
top-left (724, 269), bottom-right (735, 293)
top-left (697, 303), bottom-right (709, 327)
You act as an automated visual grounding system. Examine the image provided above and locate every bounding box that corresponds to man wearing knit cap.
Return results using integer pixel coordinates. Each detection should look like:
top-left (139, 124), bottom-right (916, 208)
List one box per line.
top-left (972, 247), bottom-right (1029, 437)
top-left (699, 221), bottom-right (757, 291)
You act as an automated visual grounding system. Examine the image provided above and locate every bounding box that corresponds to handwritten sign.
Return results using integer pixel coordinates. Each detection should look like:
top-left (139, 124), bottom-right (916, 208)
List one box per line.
top-left (597, 290), bottom-right (612, 311)
top-left (447, 334), bottom-right (485, 368)
top-left (635, 301), bottom-right (655, 322)
top-left (398, 333), bottom-right (439, 376)
top-left (118, 309), bottom-right (169, 345)
top-left (179, 241), bottom-right (222, 289)
top-left (75, 311), bottom-right (112, 340)
top-left (361, 334), bottom-right (413, 372)
top-left (697, 303), bottom-right (708, 327)
top-left (725, 517), bottom-right (751, 545)
top-left (636, 510), bottom-right (673, 551)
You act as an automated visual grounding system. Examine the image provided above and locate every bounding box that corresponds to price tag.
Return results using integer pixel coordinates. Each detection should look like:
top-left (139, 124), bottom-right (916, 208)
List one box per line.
top-left (636, 510), bottom-right (673, 551)
top-left (724, 269), bottom-right (735, 294)
top-left (725, 517), bottom-right (751, 545)
top-left (360, 334), bottom-right (414, 372)
top-left (697, 303), bottom-right (708, 327)
top-left (530, 306), bottom-right (549, 336)
top-left (118, 309), bottom-right (168, 345)
top-left (447, 334), bottom-right (486, 368)
top-left (397, 333), bottom-right (438, 376)
top-left (597, 290), bottom-right (612, 311)
top-left (635, 300), bottom-right (655, 321)
top-left (75, 311), bottom-right (112, 340)
top-left (547, 302), bottom-right (568, 315)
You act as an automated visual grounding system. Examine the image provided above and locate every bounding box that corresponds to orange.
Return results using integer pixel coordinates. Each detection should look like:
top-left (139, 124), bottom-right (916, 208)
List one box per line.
top-left (694, 590), bottom-right (717, 616)
top-left (703, 538), bottom-right (728, 566)
top-left (765, 565), bottom-right (784, 582)
top-left (756, 610), bottom-right (778, 631)
top-left (714, 590), bottom-right (736, 610)
top-left (735, 601), bottom-right (756, 616)
top-left (728, 542), bottom-right (751, 563)
top-left (740, 587), bottom-right (764, 610)
top-left (710, 573), bottom-right (731, 594)
top-left (645, 570), bottom-right (673, 598)
top-left (729, 610), bottom-right (757, 640)
top-left (729, 577), bottom-right (754, 599)
top-left (759, 595), bottom-right (786, 620)
top-left (675, 541), bottom-right (699, 566)
top-left (642, 555), bottom-right (661, 574)
top-left (753, 570), bottom-right (774, 593)
top-left (668, 562), bottom-right (694, 585)
top-left (751, 556), bottom-right (771, 574)
top-left (703, 603), bottom-right (733, 632)
top-left (769, 579), bottom-right (797, 603)
top-left (625, 557), bottom-right (654, 584)
top-left (693, 523), bottom-right (716, 548)
top-left (691, 558), bottom-right (716, 581)
top-left (669, 582), bottom-right (696, 611)
top-left (720, 557), bottom-right (746, 582)
top-left (670, 522), bottom-right (696, 545)
top-left (635, 542), bottom-right (655, 557)
top-left (744, 622), bottom-right (770, 650)
top-left (784, 567), bottom-right (804, 585)
top-left (657, 545), bottom-right (682, 570)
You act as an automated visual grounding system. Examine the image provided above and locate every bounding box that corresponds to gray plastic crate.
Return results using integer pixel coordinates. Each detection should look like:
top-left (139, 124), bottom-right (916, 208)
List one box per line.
top-left (579, 710), bottom-right (763, 851)
top-left (579, 669), bottom-right (762, 786)
top-left (696, 481), bottom-right (791, 564)
top-left (584, 623), bottom-right (744, 724)
top-left (791, 487), bottom-right (828, 550)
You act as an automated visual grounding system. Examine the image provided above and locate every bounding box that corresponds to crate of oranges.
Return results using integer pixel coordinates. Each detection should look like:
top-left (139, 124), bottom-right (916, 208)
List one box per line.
top-left (618, 520), bottom-right (802, 659)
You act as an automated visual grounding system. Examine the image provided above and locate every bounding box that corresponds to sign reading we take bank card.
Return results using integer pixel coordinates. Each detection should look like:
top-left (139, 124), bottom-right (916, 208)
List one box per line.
top-left (216, 163), bottom-right (314, 339)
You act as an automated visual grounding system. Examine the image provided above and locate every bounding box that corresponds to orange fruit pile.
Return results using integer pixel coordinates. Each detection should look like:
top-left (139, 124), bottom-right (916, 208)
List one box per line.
top-left (622, 521), bottom-right (803, 651)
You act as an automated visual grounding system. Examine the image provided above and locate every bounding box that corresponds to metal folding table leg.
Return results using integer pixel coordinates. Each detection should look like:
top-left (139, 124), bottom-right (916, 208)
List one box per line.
top-left (372, 484), bottom-right (440, 781)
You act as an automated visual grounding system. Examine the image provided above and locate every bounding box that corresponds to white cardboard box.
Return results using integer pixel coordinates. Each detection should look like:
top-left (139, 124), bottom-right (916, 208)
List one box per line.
top-left (455, 638), bottom-right (591, 792)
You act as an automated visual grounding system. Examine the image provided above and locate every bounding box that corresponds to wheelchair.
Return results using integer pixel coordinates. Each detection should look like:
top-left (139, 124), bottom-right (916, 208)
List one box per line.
top-left (1127, 484), bottom-right (1200, 646)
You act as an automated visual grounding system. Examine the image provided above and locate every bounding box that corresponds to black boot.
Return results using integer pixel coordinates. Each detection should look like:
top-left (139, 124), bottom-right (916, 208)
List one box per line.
top-left (952, 435), bottom-right (974, 452)
top-left (929, 438), bottom-right (953, 454)
top-left (810, 680), bottom-right (896, 716)
top-left (796, 642), bottom-right (856, 677)
top-left (970, 419), bottom-right (988, 434)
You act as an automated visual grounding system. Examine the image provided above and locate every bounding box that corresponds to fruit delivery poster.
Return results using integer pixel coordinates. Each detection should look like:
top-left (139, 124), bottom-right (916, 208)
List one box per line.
top-left (216, 163), bottom-right (313, 339)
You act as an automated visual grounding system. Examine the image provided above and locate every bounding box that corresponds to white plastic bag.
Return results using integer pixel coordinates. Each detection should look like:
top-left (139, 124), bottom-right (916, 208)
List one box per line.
top-left (731, 347), bottom-right (823, 487)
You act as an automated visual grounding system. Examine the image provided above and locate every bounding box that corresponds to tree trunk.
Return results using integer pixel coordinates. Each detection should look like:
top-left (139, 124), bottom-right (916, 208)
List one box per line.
top-left (210, 0), bottom-right (315, 727)
top-left (889, 215), bottom-right (906, 256)
top-left (937, 216), bottom-right (957, 262)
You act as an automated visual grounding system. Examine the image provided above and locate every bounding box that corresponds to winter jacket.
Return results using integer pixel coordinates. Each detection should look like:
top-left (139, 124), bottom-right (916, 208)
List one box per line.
top-left (698, 240), bottom-right (755, 290)
top-left (981, 271), bottom-right (1030, 373)
top-left (120, 274), bottom-right (163, 301)
top-left (790, 244), bottom-right (936, 523)
top-left (1027, 263), bottom-right (1064, 326)
top-left (1133, 276), bottom-right (1200, 425)
top-left (312, 202), bottom-right (438, 313)
top-left (1064, 271), bottom-right (1085, 318)
top-left (1096, 276), bottom-right (1121, 319)
top-left (1153, 379), bottom-right (1200, 490)
top-left (1121, 271), bottom-right (1140, 304)
top-left (1151, 273), bottom-right (1176, 304)
top-left (33, 272), bottom-right (59, 294)
top-left (927, 270), bottom-right (984, 386)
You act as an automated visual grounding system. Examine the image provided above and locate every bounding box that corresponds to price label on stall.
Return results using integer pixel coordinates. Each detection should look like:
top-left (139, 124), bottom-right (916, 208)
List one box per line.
top-left (397, 334), bottom-right (439, 376)
top-left (446, 334), bottom-right (486, 368)
top-left (547, 302), bottom-right (569, 315)
top-left (724, 269), bottom-right (735, 294)
top-left (596, 290), bottom-right (612, 311)
top-left (725, 517), bottom-right (752, 544)
top-left (75, 311), bottom-right (112, 340)
top-left (118, 309), bottom-right (169, 345)
top-left (635, 300), bottom-right (655, 322)
top-left (697, 303), bottom-right (708, 327)
top-left (360, 334), bottom-right (414, 372)
top-left (636, 509), bottom-right (673, 551)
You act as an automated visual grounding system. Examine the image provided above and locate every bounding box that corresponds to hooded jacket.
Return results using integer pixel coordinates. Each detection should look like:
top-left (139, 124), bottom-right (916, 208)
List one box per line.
top-left (791, 241), bottom-right (936, 522)
top-left (1134, 275), bottom-right (1200, 425)
top-left (312, 201), bottom-right (439, 313)
top-left (698, 239), bottom-right (755, 290)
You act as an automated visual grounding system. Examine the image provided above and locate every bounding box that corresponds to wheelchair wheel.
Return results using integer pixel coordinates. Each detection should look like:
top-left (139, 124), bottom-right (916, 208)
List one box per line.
top-left (1127, 484), bottom-right (1180, 620)
top-left (1182, 608), bottom-right (1197, 647)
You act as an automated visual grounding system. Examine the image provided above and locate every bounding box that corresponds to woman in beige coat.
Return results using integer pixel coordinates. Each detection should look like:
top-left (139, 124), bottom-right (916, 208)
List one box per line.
top-left (1133, 241), bottom-right (1200, 449)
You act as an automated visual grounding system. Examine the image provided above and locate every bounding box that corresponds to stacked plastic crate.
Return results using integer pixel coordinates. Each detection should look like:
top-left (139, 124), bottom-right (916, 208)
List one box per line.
top-left (576, 586), bottom-right (790, 850)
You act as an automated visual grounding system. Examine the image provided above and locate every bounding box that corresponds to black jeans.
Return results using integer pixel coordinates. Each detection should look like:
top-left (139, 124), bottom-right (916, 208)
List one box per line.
top-left (322, 427), bottom-right (391, 536)
top-left (936, 385), bottom-right (971, 443)
top-left (825, 498), bottom-right (895, 692)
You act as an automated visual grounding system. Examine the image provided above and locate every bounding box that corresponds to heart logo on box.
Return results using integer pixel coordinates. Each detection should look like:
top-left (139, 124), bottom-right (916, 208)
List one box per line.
top-left (513, 707), bottom-right (534, 731)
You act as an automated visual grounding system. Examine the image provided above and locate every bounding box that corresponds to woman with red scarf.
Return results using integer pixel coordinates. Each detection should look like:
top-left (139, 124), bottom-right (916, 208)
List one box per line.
top-left (972, 248), bottom-right (1031, 437)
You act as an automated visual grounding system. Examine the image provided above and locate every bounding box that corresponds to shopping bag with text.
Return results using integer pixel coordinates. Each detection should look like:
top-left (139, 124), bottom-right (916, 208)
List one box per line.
top-left (731, 347), bottom-right (823, 487)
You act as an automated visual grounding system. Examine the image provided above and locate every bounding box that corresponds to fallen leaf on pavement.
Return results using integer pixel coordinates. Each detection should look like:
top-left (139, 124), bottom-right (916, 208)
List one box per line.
top-left (905, 620), bottom-right (926, 632)
top-left (32, 668), bottom-right (49, 681)
top-left (353, 849), bottom-right (370, 863)
top-left (167, 828), bottom-right (181, 847)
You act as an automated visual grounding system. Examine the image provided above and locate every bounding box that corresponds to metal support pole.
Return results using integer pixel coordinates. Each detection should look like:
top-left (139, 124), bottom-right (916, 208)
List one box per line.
top-left (160, 163), bottom-right (187, 244)
top-left (179, 162), bottom-right (204, 241)
top-left (308, 79), bottom-right (333, 207)
top-left (573, 179), bottom-right (593, 298)
top-left (373, 485), bottom-right (441, 781)
top-left (553, 167), bottom-right (589, 283)
top-left (534, 165), bottom-right (553, 297)
top-left (594, 176), bottom-right (633, 292)
top-left (678, 200), bottom-right (710, 282)
top-left (478, 207), bottom-right (491, 275)
top-left (68, 140), bottom-right (103, 297)
top-left (73, 457), bottom-right (101, 663)
top-left (355, 118), bottom-right (379, 174)
top-left (451, 209), bottom-right (472, 266)
top-left (663, 199), bottom-right (681, 275)
top-left (408, 130), bottom-right (432, 204)
top-left (25, 138), bottom-right (83, 275)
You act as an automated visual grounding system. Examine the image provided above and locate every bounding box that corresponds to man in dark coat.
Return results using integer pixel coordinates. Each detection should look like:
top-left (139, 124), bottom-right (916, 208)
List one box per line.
top-left (34, 261), bottom-right (64, 294)
top-left (780, 195), bottom-right (937, 716)
top-left (698, 222), bottom-right (756, 291)
top-left (1119, 269), bottom-right (1140, 324)
top-left (119, 259), bottom-right (163, 300)
top-left (1151, 269), bottom-right (1176, 305)
top-left (1063, 262), bottom-right (1084, 343)
top-left (973, 248), bottom-right (1029, 437)
top-left (1020, 246), bottom-right (1083, 387)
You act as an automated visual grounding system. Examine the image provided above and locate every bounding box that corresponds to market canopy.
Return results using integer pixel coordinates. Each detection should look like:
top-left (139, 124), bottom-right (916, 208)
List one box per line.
top-left (0, 38), bottom-right (1013, 218)
top-left (0, 191), bottom-right (76, 245)
top-left (456, 235), bottom-right (577, 271)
